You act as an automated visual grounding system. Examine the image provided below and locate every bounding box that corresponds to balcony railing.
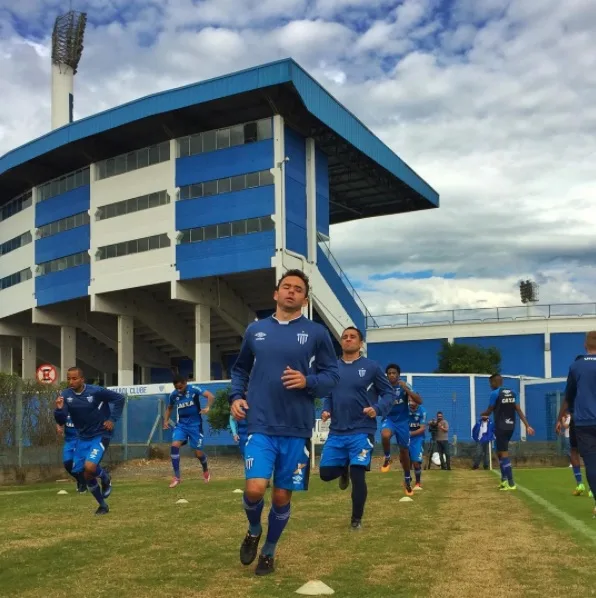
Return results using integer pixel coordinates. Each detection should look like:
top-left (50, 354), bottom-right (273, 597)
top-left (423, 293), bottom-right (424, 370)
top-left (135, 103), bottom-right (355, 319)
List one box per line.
top-left (367, 303), bottom-right (596, 329)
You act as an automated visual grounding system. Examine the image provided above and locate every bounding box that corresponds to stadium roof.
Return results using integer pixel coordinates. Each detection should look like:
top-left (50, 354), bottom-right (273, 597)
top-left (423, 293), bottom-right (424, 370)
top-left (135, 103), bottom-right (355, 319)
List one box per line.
top-left (0, 58), bottom-right (439, 224)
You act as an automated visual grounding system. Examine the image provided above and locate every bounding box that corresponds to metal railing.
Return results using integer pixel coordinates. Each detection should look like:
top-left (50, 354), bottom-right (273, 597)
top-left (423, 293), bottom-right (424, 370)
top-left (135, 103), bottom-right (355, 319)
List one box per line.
top-left (367, 303), bottom-right (596, 329)
top-left (318, 243), bottom-right (378, 327)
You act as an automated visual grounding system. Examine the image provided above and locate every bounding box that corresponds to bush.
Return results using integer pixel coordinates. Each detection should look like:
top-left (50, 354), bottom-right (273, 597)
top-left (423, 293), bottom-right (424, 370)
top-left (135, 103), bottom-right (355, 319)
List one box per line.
top-left (206, 386), bottom-right (232, 433)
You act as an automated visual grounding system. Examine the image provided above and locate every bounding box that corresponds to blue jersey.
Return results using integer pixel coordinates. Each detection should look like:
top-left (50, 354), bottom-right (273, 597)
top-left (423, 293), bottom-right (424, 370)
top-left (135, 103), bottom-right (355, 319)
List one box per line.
top-left (168, 385), bottom-right (205, 427)
top-left (566, 354), bottom-right (596, 427)
top-left (64, 415), bottom-right (78, 440)
top-left (386, 381), bottom-right (413, 423)
top-left (489, 387), bottom-right (517, 431)
top-left (409, 405), bottom-right (427, 437)
top-left (54, 384), bottom-right (124, 439)
top-left (322, 357), bottom-right (394, 436)
top-left (231, 315), bottom-right (339, 439)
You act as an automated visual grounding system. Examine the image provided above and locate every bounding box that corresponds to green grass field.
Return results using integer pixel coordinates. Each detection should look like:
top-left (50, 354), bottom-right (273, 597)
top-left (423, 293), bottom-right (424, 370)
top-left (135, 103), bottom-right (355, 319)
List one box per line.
top-left (1, 463), bottom-right (596, 598)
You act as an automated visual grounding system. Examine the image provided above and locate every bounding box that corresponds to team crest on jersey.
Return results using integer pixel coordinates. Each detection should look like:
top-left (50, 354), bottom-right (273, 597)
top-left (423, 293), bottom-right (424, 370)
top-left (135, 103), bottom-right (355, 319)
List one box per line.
top-left (255, 332), bottom-right (267, 341)
top-left (297, 332), bottom-right (309, 345)
top-left (87, 396), bottom-right (94, 403)
top-left (66, 397), bottom-right (73, 403)
top-left (358, 368), bottom-right (366, 378)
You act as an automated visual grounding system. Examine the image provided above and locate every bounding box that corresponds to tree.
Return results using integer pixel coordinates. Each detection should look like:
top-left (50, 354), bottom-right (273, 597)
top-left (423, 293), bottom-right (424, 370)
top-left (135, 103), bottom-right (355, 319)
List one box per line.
top-left (206, 386), bottom-right (233, 433)
top-left (436, 340), bottom-right (501, 374)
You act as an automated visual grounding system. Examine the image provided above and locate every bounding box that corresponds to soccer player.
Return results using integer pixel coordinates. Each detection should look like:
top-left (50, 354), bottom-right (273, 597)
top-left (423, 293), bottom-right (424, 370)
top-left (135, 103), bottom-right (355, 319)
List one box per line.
top-left (230, 413), bottom-right (248, 459)
top-left (55, 414), bottom-right (86, 493)
top-left (408, 398), bottom-right (427, 490)
top-left (230, 269), bottom-right (339, 576)
top-left (163, 375), bottom-right (215, 488)
top-left (54, 367), bottom-right (125, 515)
top-left (556, 411), bottom-right (588, 495)
top-left (319, 326), bottom-right (394, 530)
top-left (380, 364), bottom-right (422, 497)
top-left (481, 374), bottom-right (535, 491)
top-left (557, 334), bottom-right (596, 512)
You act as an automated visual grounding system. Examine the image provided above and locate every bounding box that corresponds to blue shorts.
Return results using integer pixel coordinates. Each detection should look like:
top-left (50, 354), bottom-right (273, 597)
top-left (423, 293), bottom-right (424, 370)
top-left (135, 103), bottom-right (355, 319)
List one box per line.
top-left (381, 419), bottom-right (410, 449)
top-left (62, 438), bottom-right (78, 463)
top-left (409, 438), bottom-right (424, 463)
top-left (173, 423), bottom-right (204, 450)
top-left (73, 436), bottom-right (110, 473)
top-left (244, 434), bottom-right (310, 492)
top-left (320, 433), bottom-right (375, 470)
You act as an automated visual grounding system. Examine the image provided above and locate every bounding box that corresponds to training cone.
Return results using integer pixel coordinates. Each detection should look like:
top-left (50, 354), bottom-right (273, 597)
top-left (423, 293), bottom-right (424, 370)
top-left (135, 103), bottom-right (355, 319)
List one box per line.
top-left (57, 490), bottom-right (69, 495)
top-left (295, 580), bottom-right (335, 595)
top-left (399, 496), bottom-right (414, 502)
top-left (232, 489), bottom-right (243, 493)
top-left (176, 498), bottom-right (189, 504)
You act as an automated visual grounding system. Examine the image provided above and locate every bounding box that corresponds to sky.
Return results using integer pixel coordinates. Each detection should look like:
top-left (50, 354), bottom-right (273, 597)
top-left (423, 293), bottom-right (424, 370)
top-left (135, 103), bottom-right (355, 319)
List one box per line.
top-left (1, 0), bottom-right (595, 318)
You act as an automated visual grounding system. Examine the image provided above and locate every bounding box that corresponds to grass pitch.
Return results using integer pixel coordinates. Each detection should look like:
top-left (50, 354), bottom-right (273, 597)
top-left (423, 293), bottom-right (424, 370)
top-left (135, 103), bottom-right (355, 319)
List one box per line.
top-left (1, 462), bottom-right (595, 598)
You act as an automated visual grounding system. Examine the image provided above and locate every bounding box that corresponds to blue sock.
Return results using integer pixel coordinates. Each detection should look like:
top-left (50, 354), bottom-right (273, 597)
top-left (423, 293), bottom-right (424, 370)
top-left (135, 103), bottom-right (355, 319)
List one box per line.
top-left (404, 470), bottom-right (412, 484)
top-left (198, 454), bottom-right (208, 472)
top-left (572, 465), bottom-right (583, 484)
top-left (87, 478), bottom-right (106, 507)
top-left (243, 494), bottom-right (264, 536)
top-left (582, 453), bottom-right (596, 504)
top-left (415, 468), bottom-right (421, 484)
top-left (263, 502), bottom-right (291, 557)
top-left (499, 458), bottom-right (506, 481)
top-left (95, 466), bottom-right (109, 485)
top-left (384, 452), bottom-right (391, 460)
top-left (501, 457), bottom-right (514, 485)
top-left (171, 446), bottom-right (180, 478)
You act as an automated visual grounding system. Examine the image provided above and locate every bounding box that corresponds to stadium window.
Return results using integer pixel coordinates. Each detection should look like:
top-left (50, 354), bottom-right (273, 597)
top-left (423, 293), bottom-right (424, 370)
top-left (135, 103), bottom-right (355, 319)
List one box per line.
top-left (189, 134), bottom-right (202, 156)
top-left (37, 252), bottom-right (89, 276)
top-left (0, 191), bottom-right (33, 223)
top-left (203, 180), bottom-right (218, 197)
top-left (37, 212), bottom-right (89, 239)
top-left (230, 125), bottom-right (244, 147)
top-left (204, 225), bottom-right (218, 241)
top-left (96, 233), bottom-right (170, 260)
top-left (0, 268), bottom-right (32, 291)
top-left (244, 122), bottom-right (258, 144)
top-left (257, 118), bottom-right (273, 141)
top-left (216, 128), bottom-right (231, 150)
top-left (178, 216), bottom-right (274, 246)
top-left (202, 130), bottom-right (217, 153)
top-left (37, 168), bottom-right (90, 203)
top-left (178, 170), bottom-right (273, 202)
top-left (230, 175), bottom-right (245, 192)
top-left (217, 177), bottom-right (231, 194)
top-left (260, 170), bottom-right (274, 186)
top-left (96, 191), bottom-right (169, 221)
top-left (246, 172), bottom-right (260, 189)
top-left (0, 231), bottom-right (32, 257)
top-left (96, 142), bottom-right (171, 181)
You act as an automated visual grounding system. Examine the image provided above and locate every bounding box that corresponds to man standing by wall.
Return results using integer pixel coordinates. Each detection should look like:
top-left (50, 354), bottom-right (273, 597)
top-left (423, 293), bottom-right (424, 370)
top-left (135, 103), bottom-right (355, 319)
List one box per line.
top-left (433, 411), bottom-right (450, 470)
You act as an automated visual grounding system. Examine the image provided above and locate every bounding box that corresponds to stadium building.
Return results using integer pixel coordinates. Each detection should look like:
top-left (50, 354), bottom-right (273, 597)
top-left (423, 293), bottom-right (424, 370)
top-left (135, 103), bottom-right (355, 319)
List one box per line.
top-left (0, 55), bottom-right (439, 385)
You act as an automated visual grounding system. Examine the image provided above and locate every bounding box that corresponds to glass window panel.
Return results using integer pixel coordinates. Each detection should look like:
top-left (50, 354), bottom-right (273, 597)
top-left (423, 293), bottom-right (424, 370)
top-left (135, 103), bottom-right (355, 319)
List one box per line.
top-left (217, 222), bottom-right (231, 238)
top-left (148, 193), bottom-right (160, 208)
top-left (203, 225), bottom-right (217, 241)
top-left (190, 184), bottom-right (203, 198)
top-left (244, 122), bottom-right (258, 143)
top-left (75, 170), bottom-right (83, 187)
top-left (203, 180), bottom-right (217, 197)
top-left (180, 230), bottom-right (191, 244)
top-left (148, 145), bottom-right (160, 165)
top-left (67, 174), bottom-right (75, 191)
top-left (50, 180), bottom-right (60, 197)
top-left (125, 240), bottom-right (137, 254)
top-left (137, 195), bottom-right (149, 211)
top-left (160, 191), bottom-right (169, 205)
top-left (246, 172), bottom-right (260, 188)
top-left (217, 177), bottom-right (231, 194)
top-left (137, 148), bottom-right (149, 168)
top-left (179, 187), bottom-right (189, 201)
top-left (113, 155), bottom-right (125, 175)
top-left (115, 242), bottom-right (127, 256)
top-left (126, 152), bottom-right (137, 171)
top-left (216, 128), bottom-right (230, 149)
top-left (260, 217), bottom-right (274, 232)
top-left (260, 169), bottom-right (274, 186)
top-left (230, 125), bottom-right (244, 147)
top-left (59, 178), bottom-right (67, 194)
top-left (137, 237), bottom-right (149, 252)
top-left (190, 228), bottom-right (203, 243)
top-left (106, 159), bottom-right (116, 177)
top-left (83, 168), bottom-right (90, 185)
top-left (257, 118), bottom-right (273, 140)
top-left (58, 219), bottom-right (67, 232)
top-left (148, 235), bottom-right (160, 250)
top-left (127, 197), bottom-right (138, 213)
top-left (202, 130), bottom-right (216, 153)
top-left (106, 245), bottom-right (117, 259)
top-left (159, 234), bottom-right (170, 248)
top-left (159, 142), bottom-right (170, 161)
top-left (189, 134), bottom-right (202, 156)
top-left (246, 218), bottom-right (260, 233)
top-left (178, 137), bottom-right (190, 158)
top-left (230, 175), bottom-right (245, 192)
top-left (115, 202), bottom-right (127, 216)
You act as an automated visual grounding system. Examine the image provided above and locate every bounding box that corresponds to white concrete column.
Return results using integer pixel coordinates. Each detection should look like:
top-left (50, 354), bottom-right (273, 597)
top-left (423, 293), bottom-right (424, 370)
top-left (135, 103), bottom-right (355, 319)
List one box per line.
top-left (195, 304), bottom-right (211, 382)
top-left (141, 366), bottom-right (151, 385)
top-left (305, 137), bottom-right (317, 264)
top-left (0, 346), bottom-right (14, 374)
top-left (272, 114), bottom-right (286, 281)
top-left (544, 332), bottom-right (552, 378)
top-left (51, 63), bottom-right (74, 130)
top-left (470, 375), bottom-right (476, 432)
top-left (117, 315), bottom-right (134, 386)
top-left (60, 326), bottom-right (77, 381)
top-left (21, 337), bottom-right (37, 380)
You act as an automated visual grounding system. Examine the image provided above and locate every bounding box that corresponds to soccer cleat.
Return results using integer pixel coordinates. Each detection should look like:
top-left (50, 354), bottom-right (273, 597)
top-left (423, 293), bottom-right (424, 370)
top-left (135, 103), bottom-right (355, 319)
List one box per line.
top-left (77, 483), bottom-right (87, 494)
top-left (573, 483), bottom-right (586, 496)
top-left (169, 477), bottom-right (181, 488)
top-left (203, 471), bottom-right (211, 483)
top-left (338, 466), bottom-right (350, 491)
top-left (404, 481), bottom-right (414, 497)
top-left (240, 531), bottom-right (262, 566)
top-left (500, 484), bottom-right (517, 491)
top-left (101, 473), bottom-right (112, 499)
top-left (381, 457), bottom-right (392, 473)
top-left (350, 518), bottom-right (362, 531)
top-left (590, 490), bottom-right (594, 498)
top-left (414, 483), bottom-right (423, 491)
top-left (499, 480), bottom-right (508, 490)
top-left (255, 554), bottom-right (275, 576)
top-left (95, 504), bottom-right (109, 516)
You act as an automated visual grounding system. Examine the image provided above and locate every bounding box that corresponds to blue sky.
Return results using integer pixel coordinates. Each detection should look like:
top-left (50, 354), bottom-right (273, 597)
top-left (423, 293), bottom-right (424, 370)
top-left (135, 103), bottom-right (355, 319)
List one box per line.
top-left (1, 0), bottom-right (595, 316)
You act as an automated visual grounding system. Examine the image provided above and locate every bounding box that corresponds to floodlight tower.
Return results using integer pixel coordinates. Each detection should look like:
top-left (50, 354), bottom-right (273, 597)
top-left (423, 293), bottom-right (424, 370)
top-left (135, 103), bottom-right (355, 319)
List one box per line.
top-left (51, 10), bottom-right (87, 130)
top-left (519, 279), bottom-right (539, 318)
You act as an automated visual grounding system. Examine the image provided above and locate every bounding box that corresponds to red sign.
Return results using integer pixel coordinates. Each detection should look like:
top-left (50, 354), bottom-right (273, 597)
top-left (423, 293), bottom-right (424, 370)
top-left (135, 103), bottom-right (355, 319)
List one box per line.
top-left (36, 364), bottom-right (58, 384)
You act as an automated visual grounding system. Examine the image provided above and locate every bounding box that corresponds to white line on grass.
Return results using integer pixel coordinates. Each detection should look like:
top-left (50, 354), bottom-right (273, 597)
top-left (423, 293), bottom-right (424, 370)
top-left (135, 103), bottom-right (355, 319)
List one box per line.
top-left (492, 471), bottom-right (596, 546)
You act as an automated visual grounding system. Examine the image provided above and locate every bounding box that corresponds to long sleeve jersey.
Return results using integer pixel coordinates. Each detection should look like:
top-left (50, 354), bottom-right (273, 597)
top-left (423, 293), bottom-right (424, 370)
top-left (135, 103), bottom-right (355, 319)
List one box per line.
top-left (565, 354), bottom-right (596, 427)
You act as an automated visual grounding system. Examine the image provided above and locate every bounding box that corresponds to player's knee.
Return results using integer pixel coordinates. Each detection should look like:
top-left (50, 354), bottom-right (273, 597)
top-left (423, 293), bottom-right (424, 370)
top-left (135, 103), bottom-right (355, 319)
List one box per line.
top-left (271, 487), bottom-right (291, 508)
top-left (319, 466), bottom-right (341, 481)
top-left (245, 479), bottom-right (267, 501)
top-left (381, 430), bottom-right (391, 440)
top-left (172, 441), bottom-right (183, 448)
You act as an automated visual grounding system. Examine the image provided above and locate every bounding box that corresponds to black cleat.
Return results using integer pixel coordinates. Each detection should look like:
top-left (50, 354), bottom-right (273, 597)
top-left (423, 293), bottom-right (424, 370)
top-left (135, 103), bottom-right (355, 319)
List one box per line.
top-left (240, 531), bottom-right (262, 565)
top-left (350, 518), bottom-right (362, 531)
top-left (255, 554), bottom-right (275, 576)
top-left (338, 466), bottom-right (350, 491)
top-left (101, 473), bottom-right (112, 499)
top-left (95, 504), bottom-right (110, 516)
top-left (77, 483), bottom-right (87, 494)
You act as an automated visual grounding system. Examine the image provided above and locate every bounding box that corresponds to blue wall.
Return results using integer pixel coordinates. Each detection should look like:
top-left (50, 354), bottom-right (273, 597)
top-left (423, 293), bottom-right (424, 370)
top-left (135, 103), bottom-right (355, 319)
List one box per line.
top-left (524, 380), bottom-right (566, 442)
top-left (35, 186), bottom-right (90, 228)
top-left (284, 127), bottom-right (307, 256)
top-left (315, 148), bottom-right (330, 236)
top-left (551, 332), bottom-right (586, 378)
top-left (35, 263), bottom-right (90, 307)
top-left (368, 339), bottom-right (446, 373)
top-left (35, 225), bottom-right (90, 264)
top-left (317, 246), bottom-right (365, 333)
top-left (176, 231), bottom-right (274, 279)
top-left (175, 140), bottom-right (273, 188)
top-left (176, 186), bottom-right (274, 230)
top-left (456, 334), bottom-right (544, 377)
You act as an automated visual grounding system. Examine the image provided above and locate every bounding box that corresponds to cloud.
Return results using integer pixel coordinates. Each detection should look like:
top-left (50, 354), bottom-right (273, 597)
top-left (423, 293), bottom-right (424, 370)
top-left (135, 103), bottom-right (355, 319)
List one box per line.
top-left (1, 0), bottom-right (595, 318)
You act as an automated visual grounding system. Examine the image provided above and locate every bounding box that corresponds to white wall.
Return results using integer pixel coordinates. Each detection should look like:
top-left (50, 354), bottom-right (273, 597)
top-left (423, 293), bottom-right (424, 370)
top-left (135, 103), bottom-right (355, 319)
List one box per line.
top-left (89, 144), bottom-right (177, 295)
top-left (0, 280), bottom-right (35, 319)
